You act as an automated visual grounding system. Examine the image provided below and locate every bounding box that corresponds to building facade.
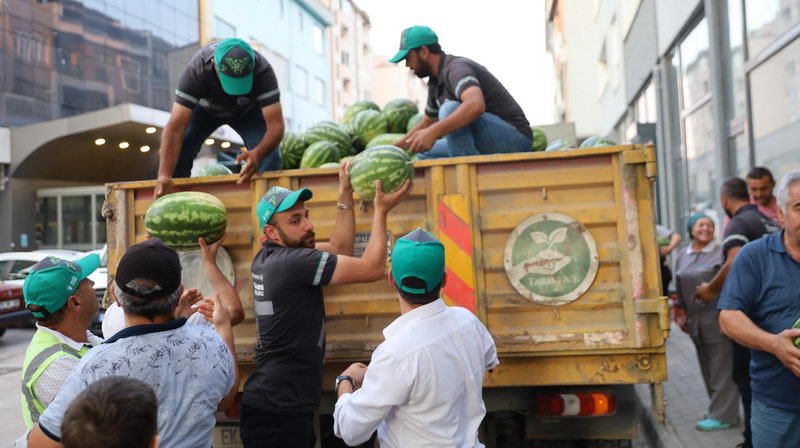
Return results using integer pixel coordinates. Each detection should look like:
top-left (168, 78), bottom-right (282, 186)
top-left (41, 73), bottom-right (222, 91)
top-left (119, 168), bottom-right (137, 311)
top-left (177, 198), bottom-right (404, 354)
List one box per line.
top-left (547, 0), bottom-right (800, 235)
top-left (328, 0), bottom-right (372, 122)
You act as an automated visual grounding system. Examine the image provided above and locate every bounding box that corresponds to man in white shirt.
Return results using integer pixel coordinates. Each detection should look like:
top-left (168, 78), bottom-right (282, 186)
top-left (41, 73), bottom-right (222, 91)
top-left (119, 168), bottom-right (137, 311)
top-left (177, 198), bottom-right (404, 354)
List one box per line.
top-left (333, 228), bottom-right (499, 447)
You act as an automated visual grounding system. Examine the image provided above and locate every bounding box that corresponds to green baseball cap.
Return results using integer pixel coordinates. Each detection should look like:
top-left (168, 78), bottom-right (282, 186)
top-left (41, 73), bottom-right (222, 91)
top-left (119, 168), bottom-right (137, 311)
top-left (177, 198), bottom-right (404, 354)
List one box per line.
top-left (389, 26), bottom-right (439, 63)
top-left (391, 228), bottom-right (445, 294)
top-left (214, 38), bottom-right (256, 96)
top-left (23, 254), bottom-right (100, 318)
top-left (256, 186), bottom-right (314, 231)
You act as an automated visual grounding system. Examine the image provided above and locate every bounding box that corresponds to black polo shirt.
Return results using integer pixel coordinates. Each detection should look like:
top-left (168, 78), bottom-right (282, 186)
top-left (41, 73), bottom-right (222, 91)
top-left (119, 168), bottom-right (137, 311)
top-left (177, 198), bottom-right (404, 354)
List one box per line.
top-left (175, 43), bottom-right (280, 119)
top-left (242, 242), bottom-right (337, 413)
top-left (723, 204), bottom-right (780, 261)
top-left (425, 53), bottom-right (532, 139)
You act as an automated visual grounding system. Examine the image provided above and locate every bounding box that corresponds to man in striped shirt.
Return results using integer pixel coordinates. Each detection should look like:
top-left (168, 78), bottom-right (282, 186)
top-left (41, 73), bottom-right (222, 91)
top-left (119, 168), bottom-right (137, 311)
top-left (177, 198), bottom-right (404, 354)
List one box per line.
top-left (155, 38), bottom-right (285, 197)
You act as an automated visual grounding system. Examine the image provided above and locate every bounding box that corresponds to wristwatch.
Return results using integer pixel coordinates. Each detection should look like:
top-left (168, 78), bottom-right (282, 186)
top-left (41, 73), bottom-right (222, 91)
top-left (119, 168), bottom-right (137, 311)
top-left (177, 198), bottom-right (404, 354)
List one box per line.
top-left (335, 375), bottom-right (355, 392)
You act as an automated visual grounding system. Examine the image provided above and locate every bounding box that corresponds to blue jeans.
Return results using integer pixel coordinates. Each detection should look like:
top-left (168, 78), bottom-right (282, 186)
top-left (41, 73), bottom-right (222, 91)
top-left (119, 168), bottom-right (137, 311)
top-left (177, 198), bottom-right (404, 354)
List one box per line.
top-left (752, 398), bottom-right (800, 448)
top-left (174, 106), bottom-right (281, 178)
top-left (416, 100), bottom-right (532, 160)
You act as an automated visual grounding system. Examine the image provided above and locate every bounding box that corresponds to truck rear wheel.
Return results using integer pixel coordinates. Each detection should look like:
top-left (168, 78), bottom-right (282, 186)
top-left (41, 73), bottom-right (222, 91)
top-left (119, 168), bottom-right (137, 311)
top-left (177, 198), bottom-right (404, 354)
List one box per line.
top-left (528, 441), bottom-right (577, 448)
top-left (585, 440), bottom-right (633, 448)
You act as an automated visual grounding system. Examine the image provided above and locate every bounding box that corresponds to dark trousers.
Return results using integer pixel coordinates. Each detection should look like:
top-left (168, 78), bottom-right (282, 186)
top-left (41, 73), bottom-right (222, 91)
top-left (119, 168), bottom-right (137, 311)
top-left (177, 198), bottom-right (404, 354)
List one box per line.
top-left (174, 106), bottom-right (281, 178)
top-left (732, 341), bottom-right (753, 447)
top-left (240, 404), bottom-right (315, 448)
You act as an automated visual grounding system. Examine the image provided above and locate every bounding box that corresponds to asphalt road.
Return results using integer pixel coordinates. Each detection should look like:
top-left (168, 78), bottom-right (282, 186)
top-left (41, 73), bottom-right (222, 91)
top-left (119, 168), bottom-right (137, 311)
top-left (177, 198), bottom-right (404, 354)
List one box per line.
top-left (0, 328), bottom-right (34, 447)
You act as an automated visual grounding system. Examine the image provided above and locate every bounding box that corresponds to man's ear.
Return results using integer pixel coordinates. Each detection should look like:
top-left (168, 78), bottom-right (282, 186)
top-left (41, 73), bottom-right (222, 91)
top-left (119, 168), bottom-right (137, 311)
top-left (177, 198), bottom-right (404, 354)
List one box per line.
top-left (388, 270), bottom-right (396, 287)
top-left (67, 294), bottom-right (81, 310)
top-left (441, 272), bottom-right (448, 289)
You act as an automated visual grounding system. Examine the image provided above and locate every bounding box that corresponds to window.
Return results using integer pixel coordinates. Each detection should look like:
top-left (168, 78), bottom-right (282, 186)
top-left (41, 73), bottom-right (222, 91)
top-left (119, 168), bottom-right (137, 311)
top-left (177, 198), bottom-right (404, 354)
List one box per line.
top-left (745, 0), bottom-right (800, 58)
top-left (314, 77), bottom-right (325, 105)
top-left (678, 18), bottom-right (711, 109)
top-left (298, 11), bottom-right (304, 31)
top-left (341, 50), bottom-right (350, 66)
top-left (215, 16), bottom-right (236, 38)
top-left (727, 0), bottom-right (746, 121)
top-left (36, 187), bottom-right (105, 250)
top-left (313, 24), bottom-right (324, 55)
top-left (295, 65), bottom-right (308, 98)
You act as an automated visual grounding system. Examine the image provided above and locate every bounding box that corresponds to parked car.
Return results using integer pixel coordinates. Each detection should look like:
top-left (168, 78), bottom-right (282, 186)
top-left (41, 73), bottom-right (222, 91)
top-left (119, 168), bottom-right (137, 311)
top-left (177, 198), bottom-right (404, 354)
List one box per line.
top-left (0, 247), bottom-right (109, 335)
top-left (0, 283), bottom-right (30, 337)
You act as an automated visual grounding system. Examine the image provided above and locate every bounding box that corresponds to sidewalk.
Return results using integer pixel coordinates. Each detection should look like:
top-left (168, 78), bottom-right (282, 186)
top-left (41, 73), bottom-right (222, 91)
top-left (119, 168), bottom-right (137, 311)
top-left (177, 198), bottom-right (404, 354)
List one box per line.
top-left (638, 323), bottom-right (744, 448)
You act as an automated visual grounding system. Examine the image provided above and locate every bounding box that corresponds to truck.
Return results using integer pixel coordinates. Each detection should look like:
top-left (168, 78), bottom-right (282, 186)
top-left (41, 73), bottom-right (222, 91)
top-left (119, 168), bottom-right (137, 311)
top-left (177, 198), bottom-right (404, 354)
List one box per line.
top-left (103, 144), bottom-right (669, 447)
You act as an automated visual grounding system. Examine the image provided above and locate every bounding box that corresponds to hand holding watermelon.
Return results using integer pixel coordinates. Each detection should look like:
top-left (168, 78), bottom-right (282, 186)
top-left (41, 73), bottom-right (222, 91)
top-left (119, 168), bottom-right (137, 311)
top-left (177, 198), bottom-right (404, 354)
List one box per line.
top-left (154, 175), bottom-right (175, 199)
top-left (373, 178), bottom-right (412, 215)
top-left (199, 234), bottom-right (227, 266)
top-left (339, 160), bottom-right (354, 196)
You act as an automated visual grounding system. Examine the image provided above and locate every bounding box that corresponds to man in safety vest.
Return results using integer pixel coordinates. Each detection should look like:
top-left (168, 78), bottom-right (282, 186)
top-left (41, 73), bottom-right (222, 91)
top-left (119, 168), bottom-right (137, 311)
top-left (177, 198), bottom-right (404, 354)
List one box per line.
top-left (19, 254), bottom-right (101, 429)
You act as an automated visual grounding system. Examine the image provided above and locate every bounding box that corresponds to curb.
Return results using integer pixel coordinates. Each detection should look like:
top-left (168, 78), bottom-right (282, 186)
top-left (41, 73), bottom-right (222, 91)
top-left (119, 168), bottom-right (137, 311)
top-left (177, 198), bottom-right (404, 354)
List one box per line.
top-left (635, 385), bottom-right (683, 448)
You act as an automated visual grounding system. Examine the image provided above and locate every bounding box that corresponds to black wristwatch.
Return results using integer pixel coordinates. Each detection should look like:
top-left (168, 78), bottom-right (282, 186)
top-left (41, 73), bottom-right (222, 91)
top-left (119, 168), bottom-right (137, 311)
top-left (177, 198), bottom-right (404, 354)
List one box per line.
top-left (335, 375), bottom-right (355, 392)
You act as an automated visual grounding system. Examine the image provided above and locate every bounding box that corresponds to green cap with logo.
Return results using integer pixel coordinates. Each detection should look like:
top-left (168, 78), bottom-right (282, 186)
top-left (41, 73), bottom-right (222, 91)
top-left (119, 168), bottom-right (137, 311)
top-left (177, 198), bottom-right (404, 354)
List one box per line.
top-left (389, 26), bottom-right (439, 63)
top-left (22, 254), bottom-right (100, 318)
top-left (391, 228), bottom-right (445, 294)
top-left (214, 38), bottom-right (256, 96)
top-left (256, 186), bottom-right (314, 231)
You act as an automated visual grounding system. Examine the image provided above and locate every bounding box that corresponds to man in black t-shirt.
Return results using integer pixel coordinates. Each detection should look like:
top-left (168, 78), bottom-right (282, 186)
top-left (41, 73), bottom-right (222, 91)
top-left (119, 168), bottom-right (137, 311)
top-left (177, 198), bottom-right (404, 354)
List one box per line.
top-left (155, 38), bottom-right (285, 198)
top-left (696, 177), bottom-right (778, 447)
top-left (239, 163), bottom-right (411, 448)
top-left (388, 26), bottom-right (532, 160)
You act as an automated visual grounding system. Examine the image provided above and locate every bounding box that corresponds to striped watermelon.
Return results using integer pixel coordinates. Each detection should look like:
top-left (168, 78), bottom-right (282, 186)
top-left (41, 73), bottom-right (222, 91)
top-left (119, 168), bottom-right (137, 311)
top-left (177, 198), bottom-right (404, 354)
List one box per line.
top-left (300, 141), bottom-right (340, 168)
top-left (545, 139), bottom-right (572, 151)
top-left (383, 99), bottom-right (419, 133)
top-left (319, 162), bottom-right (340, 169)
top-left (280, 132), bottom-right (308, 169)
top-left (305, 122), bottom-right (354, 159)
top-left (346, 110), bottom-right (388, 152)
top-left (406, 112), bottom-right (423, 132)
top-left (531, 127), bottom-right (548, 152)
top-left (366, 133), bottom-right (405, 150)
top-left (580, 136), bottom-right (617, 148)
top-left (144, 192), bottom-right (227, 250)
top-left (194, 163), bottom-right (233, 177)
top-left (343, 100), bottom-right (380, 125)
top-left (349, 145), bottom-right (414, 201)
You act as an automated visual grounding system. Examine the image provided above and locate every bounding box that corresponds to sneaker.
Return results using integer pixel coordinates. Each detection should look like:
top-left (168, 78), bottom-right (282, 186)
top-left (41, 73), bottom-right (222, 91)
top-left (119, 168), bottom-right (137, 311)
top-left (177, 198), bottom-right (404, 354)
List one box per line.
top-left (695, 418), bottom-right (733, 431)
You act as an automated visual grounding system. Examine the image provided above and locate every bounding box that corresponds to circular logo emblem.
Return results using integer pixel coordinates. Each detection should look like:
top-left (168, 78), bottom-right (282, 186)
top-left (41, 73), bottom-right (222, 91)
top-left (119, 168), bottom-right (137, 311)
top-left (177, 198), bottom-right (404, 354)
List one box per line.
top-left (504, 213), bottom-right (599, 305)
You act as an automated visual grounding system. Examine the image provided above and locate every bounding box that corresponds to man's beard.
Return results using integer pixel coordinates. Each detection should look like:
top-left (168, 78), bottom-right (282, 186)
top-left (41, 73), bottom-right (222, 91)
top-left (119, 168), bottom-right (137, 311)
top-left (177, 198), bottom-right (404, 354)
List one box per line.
top-left (414, 59), bottom-right (432, 79)
top-left (276, 225), bottom-right (315, 248)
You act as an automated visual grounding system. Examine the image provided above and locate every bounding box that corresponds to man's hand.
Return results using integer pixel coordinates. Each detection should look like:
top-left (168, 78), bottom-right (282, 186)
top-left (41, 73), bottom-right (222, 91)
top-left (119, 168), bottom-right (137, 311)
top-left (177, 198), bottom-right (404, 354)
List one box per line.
top-left (407, 127), bottom-right (438, 154)
top-left (674, 306), bottom-right (688, 333)
top-left (236, 150), bottom-right (262, 184)
top-left (342, 362), bottom-right (368, 390)
top-left (154, 175), bottom-right (175, 199)
top-left (198, 293), bottom-right (231, 328)
top-left (199, 235), bottom-right (226, 265)
top-left (339, 159), bottom-right (354, 195)
top-left (695, 282), bottom-right (716, 302)
top-left (769, 329), bottom-right (800, 377)
top-left (174, 288), bottom-right (203, 319)
top-left (373, 179), bottom-right (412, 215)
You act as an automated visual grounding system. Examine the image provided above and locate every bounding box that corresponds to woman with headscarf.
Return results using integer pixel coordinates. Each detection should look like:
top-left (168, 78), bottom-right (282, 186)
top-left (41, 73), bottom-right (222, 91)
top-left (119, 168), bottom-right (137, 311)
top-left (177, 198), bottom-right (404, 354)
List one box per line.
top-left (674, 213), bottom-right (740, 432)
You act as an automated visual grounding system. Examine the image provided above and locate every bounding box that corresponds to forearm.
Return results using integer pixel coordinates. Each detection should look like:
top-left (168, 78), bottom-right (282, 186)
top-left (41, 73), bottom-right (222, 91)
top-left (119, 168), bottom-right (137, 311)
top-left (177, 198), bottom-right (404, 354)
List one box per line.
top-left (157, 127), bottom-right (185, 178)
top-left (720, 309), bottom-right (776, 353)
top-left (216, 323), bottom-right (239, 411)
top-left (204, 261), bottom-right (244, 325)
top-left (361, 210), bottom-right (390, 278)
top-left (327, 189), bottom-right (356, 256)
top-left (252, 124), bottom-right (284, 159)
top-left (427, 100), bottom-right (483, 138)
top-left (707, 259), bottom-right (732, 294)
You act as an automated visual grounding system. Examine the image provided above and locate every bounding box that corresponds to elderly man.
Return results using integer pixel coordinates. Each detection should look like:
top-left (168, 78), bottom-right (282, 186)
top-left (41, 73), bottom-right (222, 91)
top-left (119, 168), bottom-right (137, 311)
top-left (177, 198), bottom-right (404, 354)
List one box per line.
top-left (26, 238), bottom-right (238, 448)
top-left (333, 229), bottom-right (499, 447)
top-left (719, 169), bottom-right (800, 447)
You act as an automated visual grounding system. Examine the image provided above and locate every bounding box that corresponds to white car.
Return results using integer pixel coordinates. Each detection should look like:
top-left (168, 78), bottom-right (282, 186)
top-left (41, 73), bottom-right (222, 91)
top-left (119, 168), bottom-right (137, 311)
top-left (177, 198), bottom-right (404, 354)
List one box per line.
top-left (0, 247), bottom-right (109, 334)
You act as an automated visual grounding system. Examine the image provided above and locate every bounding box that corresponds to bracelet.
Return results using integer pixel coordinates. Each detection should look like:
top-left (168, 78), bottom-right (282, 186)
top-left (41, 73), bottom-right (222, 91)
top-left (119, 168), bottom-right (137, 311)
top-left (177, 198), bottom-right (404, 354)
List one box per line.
top-left (337, 202), bottom-right (354, 210)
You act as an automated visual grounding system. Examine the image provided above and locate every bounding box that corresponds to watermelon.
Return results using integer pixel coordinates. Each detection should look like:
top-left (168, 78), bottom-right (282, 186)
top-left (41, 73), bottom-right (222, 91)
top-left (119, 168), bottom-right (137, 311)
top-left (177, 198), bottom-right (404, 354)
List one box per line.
top-left (383, 99), bottom-right (419, 133)
top-left (366, 133), bottom-right (405, 150)
top-left (343, 100), bottom-right (380, 125)
top-left (531, 128), bottom-right (548, 152)
top-left (349, 145), bottom-right (414, 201)
top-left (194, 163), bottom-right (233, 177)
top-left (346, 110), bottom-right (389, 152)
top-left (300, 141), bottom-right (340, 168)
top-left (580, 136), bottom-right (617, 148)
top-left (144, 192), bottom-right (227, 250)
top-left (406, 112), bottom-right (423, 132)
top-left (319, 162), bottom-right (341, 169)
top-left (545, 139), bottom-right (571, 151)
top-left (280, 132), bottom-right (308, 169)
top-left (305, 122), bottom-right (354, 159)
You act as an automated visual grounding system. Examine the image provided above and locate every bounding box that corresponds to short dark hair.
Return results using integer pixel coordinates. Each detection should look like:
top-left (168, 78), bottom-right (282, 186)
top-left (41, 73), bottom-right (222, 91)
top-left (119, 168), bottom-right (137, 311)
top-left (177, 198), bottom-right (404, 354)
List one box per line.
top-left (747, 166), bottom-right (774, 182)
top-left (396, 276), bottom-right (441, 305)
top-left (61, 376), bottom-right (158, 448)
top-left (415, 43), bottom-right (442, 54)
top-left (27, 304), bottom-right (67, 327)
top-left (720, 177), bottom-right (749, 201)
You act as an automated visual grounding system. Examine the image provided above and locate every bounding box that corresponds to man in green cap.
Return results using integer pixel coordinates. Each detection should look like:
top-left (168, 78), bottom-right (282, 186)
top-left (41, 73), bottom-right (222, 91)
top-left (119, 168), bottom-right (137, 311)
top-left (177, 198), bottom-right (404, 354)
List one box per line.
top-left (240, 164), bottom-right (411, 447)
top-left (19, 253), bottom-right (102, 429)
top-left (155, 38), bottom-right (286, 198)
top-left (332, 228), bottom-right (499, 446)
top-left (389, 25), bottom-right (533, 160)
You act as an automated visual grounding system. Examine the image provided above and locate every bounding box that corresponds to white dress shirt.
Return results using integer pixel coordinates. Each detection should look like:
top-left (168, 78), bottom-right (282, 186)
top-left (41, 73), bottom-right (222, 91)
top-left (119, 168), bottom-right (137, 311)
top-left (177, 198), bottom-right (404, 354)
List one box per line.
top-left (334, 299), bottom-right (499, 447)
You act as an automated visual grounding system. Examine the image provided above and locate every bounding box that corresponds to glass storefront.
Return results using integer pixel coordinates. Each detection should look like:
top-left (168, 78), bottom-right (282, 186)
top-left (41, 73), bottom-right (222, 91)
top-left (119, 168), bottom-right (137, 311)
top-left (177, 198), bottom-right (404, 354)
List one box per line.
top-left (745, 0), bottom-right (800, 57)
top-left (36, 187), bottom-right (106, 251)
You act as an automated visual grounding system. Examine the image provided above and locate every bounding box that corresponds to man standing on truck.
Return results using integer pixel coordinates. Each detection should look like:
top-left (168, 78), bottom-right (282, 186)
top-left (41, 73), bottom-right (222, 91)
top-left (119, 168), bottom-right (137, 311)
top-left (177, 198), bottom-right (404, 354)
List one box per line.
top-left (240, 163), bottom-right (411, 447)
top-left (388, 26), bottom-right (533, 159)
top-left (696, 177), bottom-right (778, 447)
top-left (155, 38), bottom-right (285, 198)
top-left (332, 228), bottom-right (499, 447)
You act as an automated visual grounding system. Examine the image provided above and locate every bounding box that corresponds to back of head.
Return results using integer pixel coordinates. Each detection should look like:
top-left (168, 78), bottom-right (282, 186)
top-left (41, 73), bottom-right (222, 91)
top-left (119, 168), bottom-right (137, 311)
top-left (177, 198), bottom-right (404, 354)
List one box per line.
top-left (61, 376), bottom-right (158, 448)
top-left (720, 177), bottom-right (749, 202)
top-left (114, 238), bottom-right (182, 320)
top-left (391, 228), bottom-right (445, 305)
top-left (747, 166), bottom-right (775, 182)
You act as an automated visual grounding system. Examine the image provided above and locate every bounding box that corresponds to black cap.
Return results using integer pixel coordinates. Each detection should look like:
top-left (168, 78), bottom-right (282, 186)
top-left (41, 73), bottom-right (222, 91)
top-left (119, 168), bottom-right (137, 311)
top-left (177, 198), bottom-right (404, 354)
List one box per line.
top-left (115, 238), bottom-right (181, 299)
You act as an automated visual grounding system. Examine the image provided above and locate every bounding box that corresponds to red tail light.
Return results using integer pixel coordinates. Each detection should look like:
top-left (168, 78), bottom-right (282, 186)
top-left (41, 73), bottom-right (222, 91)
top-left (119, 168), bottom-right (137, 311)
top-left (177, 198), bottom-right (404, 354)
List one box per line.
top-left (536, 391), bottom-right (616, 417)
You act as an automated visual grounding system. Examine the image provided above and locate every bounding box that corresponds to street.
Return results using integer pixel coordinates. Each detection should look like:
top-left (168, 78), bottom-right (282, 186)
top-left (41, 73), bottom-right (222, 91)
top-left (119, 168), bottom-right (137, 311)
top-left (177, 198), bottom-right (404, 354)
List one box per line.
top-left (0, 328), bottom-right (34, 447)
